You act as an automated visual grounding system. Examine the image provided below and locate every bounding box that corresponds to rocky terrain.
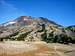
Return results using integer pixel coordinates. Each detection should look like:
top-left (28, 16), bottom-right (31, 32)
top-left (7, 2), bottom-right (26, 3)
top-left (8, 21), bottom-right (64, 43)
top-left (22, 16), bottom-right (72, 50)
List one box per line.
top-left (0, 16), bottom-right (75, 56)
top-left (0, 16), bottom-right (75, 43)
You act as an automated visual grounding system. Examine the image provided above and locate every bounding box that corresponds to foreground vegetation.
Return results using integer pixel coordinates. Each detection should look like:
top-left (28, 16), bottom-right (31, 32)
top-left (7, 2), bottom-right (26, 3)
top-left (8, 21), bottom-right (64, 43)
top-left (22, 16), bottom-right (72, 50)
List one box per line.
top-left (0, 24), bottom-right (75, 44)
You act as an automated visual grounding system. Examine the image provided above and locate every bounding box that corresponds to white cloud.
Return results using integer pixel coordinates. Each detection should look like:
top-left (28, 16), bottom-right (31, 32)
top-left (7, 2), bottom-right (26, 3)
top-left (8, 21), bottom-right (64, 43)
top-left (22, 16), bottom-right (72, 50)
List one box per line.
top-left (0, 0), bottom-right (18, 10)
top-left (0, 0), bottom-right (27, 23)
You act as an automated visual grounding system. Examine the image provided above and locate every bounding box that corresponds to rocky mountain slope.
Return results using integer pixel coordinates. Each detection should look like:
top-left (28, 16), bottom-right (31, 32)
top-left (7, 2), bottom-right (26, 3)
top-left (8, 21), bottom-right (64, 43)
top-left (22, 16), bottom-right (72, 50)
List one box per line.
top-left (0, 16), bottom-right (75, 44)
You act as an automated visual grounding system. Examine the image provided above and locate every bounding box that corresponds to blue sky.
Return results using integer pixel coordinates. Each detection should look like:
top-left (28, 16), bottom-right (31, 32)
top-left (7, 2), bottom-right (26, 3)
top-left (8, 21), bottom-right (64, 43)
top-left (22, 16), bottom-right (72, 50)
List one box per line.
top-left (0, 0), bottom-right (75, 26)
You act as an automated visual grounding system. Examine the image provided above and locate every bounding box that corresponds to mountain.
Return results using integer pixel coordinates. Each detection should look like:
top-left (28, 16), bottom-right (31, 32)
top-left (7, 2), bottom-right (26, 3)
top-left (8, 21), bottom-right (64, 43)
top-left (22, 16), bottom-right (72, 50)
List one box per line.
top-left (0, 16), bottom-right (75, 44)
top-left (0, 16), bottom-right (61, 36)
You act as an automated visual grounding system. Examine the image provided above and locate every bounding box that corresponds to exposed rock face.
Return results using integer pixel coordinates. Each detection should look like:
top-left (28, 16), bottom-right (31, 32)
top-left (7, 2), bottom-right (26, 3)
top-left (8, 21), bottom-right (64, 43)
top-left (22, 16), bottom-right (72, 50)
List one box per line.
top-left (0, 16), bottom-right (75, 56)
top-left (0, 16), bottom-right (59, 37)
top-left (0, 16), bottom-right (75, 44)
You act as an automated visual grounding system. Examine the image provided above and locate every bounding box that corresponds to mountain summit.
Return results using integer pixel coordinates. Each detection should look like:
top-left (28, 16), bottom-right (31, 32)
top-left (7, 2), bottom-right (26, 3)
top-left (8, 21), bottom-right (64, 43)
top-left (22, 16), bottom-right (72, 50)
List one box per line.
top-left (0, 16), bottom-right (75, 44)
top-left (1, 16), bottom-right (60, 29)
